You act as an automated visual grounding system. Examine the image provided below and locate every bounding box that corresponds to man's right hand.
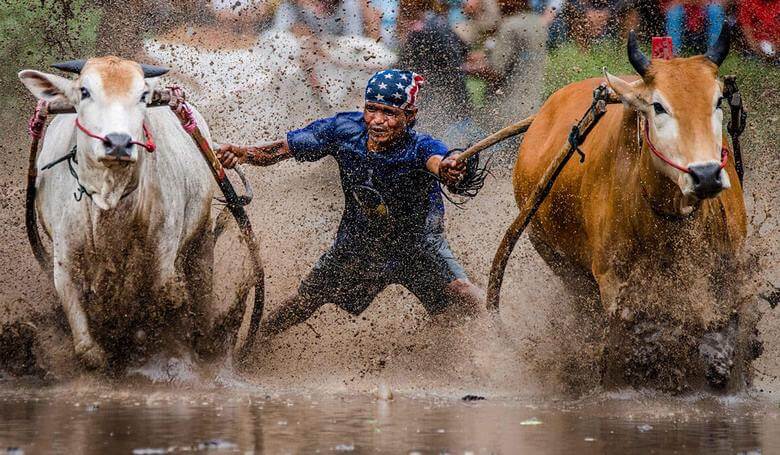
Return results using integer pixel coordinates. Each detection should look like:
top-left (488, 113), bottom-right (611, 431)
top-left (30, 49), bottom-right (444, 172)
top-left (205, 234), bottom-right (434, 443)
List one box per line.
top-left (217, 144), bottom-right (248, 169)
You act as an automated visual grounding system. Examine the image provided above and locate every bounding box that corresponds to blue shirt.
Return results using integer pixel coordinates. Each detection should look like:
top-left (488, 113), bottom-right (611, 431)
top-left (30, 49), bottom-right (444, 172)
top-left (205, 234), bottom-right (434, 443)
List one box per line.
top-left (287, 112), bottom-right (448, 249)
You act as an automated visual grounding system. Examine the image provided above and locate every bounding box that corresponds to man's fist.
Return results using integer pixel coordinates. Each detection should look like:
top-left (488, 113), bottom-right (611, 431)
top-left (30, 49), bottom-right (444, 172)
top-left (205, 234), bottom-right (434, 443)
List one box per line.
top-left (217, 144), bottom-right (248, 169)
top-left (439, 154), bottom-right (467, 187)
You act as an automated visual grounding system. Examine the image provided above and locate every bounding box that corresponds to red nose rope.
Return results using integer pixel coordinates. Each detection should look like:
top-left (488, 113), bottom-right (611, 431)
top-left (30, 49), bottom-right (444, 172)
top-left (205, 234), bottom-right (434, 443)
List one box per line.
top-left (643, 117), bottom-right (728, 174)
top-left (75, 118), bottom-right (156, 153)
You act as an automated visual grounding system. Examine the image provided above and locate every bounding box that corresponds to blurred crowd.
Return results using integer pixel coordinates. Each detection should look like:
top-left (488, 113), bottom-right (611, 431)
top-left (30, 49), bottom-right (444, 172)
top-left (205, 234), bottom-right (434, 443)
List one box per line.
top-left (206, 0), bottom-right (778, 62)
top-left (166, 0), bottom-right (776, 144)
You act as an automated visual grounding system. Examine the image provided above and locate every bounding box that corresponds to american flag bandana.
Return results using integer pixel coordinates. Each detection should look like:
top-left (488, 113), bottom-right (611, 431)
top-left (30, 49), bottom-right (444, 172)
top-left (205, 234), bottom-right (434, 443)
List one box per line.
top-left (365, 69), bottom-right (426, 110)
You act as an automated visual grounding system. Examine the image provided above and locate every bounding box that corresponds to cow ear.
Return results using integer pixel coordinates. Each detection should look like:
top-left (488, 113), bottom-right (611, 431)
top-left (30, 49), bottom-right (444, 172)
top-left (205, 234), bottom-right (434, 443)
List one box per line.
top-left (603, 68), bottom-right (648, 112)
top-left (18, 70), bottom-right (75, 104)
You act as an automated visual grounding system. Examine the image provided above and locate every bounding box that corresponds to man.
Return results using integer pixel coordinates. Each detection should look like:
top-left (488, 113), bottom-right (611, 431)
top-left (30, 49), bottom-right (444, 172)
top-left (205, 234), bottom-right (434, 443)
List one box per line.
top-left (217, 69), bottom-right (485, 338)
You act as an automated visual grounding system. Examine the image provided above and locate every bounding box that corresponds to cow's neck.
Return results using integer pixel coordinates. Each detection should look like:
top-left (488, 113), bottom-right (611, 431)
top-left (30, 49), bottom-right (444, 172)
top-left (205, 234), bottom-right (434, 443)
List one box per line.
top-left (80, 150), bottom-right (162, 252)
top-left (637, 149), bottom-right (693, 220)
top-left (76, 148), bottom-right (143, 211)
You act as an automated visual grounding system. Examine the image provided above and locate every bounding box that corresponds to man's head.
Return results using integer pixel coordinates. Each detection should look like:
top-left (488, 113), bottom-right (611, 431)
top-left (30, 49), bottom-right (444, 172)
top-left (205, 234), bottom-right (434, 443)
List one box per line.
top-left (364, 102), bottom-right (416, 145)
top-left (363, 69), bottom-right (425, 146)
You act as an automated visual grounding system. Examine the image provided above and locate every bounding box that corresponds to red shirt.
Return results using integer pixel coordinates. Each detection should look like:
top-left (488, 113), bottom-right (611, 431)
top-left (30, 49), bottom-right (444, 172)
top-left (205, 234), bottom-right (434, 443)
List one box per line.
top-left (739, 0), bottom-right (780, 43)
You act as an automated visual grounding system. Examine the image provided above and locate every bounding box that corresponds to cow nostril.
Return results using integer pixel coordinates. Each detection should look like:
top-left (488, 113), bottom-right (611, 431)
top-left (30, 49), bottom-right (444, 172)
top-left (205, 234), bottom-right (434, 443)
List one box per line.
top-left (104, 133), bottom-right (132, 150)
top-left (688, 162), bottom-right (724, 197)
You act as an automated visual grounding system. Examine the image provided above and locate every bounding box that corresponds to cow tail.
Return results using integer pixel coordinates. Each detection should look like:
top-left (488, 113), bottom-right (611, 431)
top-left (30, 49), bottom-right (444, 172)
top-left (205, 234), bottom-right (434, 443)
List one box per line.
top-left (486, 213), bottom-right (527, 312)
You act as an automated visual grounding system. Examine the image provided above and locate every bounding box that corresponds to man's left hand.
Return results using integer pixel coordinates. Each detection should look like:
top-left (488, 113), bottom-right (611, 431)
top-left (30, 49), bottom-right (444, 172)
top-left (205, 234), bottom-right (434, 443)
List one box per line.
top-left (439, 154), bottom-right (467, 187)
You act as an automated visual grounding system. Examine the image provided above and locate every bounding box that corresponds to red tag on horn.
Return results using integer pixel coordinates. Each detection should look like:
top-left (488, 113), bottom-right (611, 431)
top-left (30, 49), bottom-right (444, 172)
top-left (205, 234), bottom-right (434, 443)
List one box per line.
top-left (652, 36), bottom-right (674, 60)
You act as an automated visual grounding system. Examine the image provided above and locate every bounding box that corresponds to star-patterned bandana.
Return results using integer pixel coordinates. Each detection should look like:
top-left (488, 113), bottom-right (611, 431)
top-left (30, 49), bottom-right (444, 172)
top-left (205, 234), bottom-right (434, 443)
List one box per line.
top-left (365, 69), bottom-right (426, 110)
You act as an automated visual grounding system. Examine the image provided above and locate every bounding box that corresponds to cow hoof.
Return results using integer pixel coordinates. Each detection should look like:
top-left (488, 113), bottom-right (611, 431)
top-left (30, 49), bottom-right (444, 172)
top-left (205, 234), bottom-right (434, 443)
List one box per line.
top-left (75, 342), bottom-right (108, 370)
top-left (699, 329), bottom-right (736, 389)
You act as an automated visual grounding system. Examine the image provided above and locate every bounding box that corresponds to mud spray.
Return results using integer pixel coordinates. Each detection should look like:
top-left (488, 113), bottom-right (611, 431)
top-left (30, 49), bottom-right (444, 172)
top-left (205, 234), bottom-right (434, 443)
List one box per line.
top-left (1, 5), bottom-right (778, 405)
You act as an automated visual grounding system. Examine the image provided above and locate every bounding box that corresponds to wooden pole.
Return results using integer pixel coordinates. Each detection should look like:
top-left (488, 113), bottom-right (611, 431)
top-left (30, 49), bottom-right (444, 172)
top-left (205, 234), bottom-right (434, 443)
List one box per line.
top-left (455, 115), bottom-right (536, 163)
top-left (486, 94), bottom-right (610, 310)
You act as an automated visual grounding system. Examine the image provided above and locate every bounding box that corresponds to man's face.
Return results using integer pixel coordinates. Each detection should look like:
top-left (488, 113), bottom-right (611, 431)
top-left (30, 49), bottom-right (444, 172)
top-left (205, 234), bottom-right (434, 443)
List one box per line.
top-left (364, 102), bottom-right (416, 146)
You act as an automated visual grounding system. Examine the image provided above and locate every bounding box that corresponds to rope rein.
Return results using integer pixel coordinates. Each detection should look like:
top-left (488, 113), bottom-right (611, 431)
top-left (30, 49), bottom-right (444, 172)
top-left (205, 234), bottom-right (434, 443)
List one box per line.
top-left (75, 118), bottom-right (157, 153)
top-left (641, 116), bottom-right (728, 174)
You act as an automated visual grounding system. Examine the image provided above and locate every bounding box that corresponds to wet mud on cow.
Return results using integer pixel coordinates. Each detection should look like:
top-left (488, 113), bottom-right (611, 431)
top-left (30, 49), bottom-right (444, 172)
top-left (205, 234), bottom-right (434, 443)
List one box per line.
top-left (18, 57), bottom-right (247, 370)
top-left (489, 24), bottom-right (762, 392)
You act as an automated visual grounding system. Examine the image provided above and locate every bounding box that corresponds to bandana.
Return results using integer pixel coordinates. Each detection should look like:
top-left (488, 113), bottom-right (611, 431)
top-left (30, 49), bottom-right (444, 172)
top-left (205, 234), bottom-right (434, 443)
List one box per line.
top-left (365, 69), bottom-right (426, 110)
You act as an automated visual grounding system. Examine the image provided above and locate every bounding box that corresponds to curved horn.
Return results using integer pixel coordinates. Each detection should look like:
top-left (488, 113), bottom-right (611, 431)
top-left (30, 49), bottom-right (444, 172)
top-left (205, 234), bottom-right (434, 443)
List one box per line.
top-left (705, 21), bottom-right (731, 67)
top-left (627, 31), bottom-right (650, 77)
top-left (51, 60), bottom-right (87, 74)
top-left (140, 64), bottom-right (169, 78)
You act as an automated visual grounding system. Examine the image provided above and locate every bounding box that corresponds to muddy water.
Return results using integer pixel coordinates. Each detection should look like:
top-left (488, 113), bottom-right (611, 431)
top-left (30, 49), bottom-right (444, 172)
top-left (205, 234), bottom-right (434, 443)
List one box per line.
top-left (1, 383), bottom-right (777, 454)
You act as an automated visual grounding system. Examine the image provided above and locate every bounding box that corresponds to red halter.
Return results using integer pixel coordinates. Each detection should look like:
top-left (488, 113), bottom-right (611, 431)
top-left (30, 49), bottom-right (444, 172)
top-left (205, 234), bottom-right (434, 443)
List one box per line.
top-left (75, 118), bottom-right (156, 153)
top-left (642, 117), bottom-right (727, 174)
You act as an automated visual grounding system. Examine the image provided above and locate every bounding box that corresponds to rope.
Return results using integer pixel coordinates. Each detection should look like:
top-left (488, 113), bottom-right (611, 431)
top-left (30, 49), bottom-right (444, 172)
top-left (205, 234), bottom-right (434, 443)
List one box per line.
top-left (27, 100), bottom-right (48, 140)
top-left (40, 146), bottom-right (137, 202)
top-left (41, 146), bottom-right (92, 201)
top-left (414, 148), bottom-right (495, 208)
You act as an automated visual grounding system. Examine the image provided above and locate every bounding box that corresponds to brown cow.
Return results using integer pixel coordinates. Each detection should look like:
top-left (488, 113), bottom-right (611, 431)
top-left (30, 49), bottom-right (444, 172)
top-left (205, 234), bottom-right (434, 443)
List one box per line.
top-left (489, 24), bottom-right (759, 391)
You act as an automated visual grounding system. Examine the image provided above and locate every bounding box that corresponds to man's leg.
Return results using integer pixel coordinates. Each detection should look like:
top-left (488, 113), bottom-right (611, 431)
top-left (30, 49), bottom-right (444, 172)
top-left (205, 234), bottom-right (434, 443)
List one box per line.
top-left (258, 244), bottom-right (387, 339)
top-left (396, 234), bottom-right (485, 320)
top-left (705, 3), bottom-right (725, 49)
top-left (259, 292), bottom-right (324, 338)
top-left (441, 278), bottom-right (485, 319)
top-left (665, 4), bottom-right (685, 53)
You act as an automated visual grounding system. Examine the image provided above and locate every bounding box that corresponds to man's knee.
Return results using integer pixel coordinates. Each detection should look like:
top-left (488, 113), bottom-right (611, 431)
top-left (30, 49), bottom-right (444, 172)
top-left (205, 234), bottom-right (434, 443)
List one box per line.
top-left (444, 278), bottom-right (485, 315)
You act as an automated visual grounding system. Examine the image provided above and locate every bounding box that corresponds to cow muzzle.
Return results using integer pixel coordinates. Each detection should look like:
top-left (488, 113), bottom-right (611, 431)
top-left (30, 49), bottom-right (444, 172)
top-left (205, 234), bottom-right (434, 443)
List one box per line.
top-left (687, 162), bottom-right (729, 199)
top-left (76, 118), bottom-right (156, 162)
top-left (102, 132), bottom-right (136, 162)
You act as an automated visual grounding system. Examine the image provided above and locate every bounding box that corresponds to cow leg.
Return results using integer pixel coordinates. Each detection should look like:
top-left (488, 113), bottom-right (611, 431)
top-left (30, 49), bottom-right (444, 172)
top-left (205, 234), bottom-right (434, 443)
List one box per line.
top-left (53, 263), bottom-right (107, 369)
top-left (699, 316), bottom-right (738, 389)
top-left (182, 230), bottom-right (218, 356)
top-left (593, 264), bottom-right (626, 317)
top-left (528, 229), bottom-right (598, 299)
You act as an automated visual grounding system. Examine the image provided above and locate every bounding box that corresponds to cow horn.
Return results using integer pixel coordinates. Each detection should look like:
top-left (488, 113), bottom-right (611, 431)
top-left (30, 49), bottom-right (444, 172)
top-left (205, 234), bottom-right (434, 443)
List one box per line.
top-left (705, 21), bottom-right (731, 67)
top-left (627, 31), bottom-right (650, 77)
top-left (140, 64), bottom-right (169, 78)
top-left (51, 60), bottom-right (87, 74)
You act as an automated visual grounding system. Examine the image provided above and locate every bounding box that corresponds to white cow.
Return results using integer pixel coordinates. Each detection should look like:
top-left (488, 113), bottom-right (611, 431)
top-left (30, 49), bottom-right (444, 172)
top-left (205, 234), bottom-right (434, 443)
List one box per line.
top-left (19, 57), bottom-right (218, 369)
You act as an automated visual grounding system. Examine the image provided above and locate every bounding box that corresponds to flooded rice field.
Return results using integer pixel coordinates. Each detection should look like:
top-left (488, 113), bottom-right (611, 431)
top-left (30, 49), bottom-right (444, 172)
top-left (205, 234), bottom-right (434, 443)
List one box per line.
top-left (1, 383), bottom-right (778, 454)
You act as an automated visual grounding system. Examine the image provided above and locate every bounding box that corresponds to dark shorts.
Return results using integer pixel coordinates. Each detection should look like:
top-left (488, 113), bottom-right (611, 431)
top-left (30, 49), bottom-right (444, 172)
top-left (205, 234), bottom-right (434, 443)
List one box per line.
top-left (298, 234), bottom-right (467, 315)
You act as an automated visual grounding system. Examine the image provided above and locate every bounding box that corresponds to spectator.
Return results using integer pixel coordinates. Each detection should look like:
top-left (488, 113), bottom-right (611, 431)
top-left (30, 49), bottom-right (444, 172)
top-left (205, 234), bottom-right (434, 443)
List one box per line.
top-left (631, 0), bottom-right (665, 38)
top-left (210, 0), bottom-right (282, 31)
top-left (548, 0), bottom-right (629, 49)
top-left (663, 0), bottom-right (726, 54)
top-left (458, 0), bottom-right (547, 131)
top-left (276, 0), bottom-right (378, 37)
top-left (398, 0), bottom-right (480, 147)
top-left (737, 0), bottom-right (779, 63)
top-left (371, 0), bottom-right (401, 47)
top-left (454, 0), bottom-right (501, 53)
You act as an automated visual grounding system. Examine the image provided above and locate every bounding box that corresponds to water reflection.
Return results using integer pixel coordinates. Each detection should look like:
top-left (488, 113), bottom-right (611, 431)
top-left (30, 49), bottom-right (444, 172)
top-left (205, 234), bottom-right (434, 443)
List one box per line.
top-left (0, 385), bottom-right (775, 454)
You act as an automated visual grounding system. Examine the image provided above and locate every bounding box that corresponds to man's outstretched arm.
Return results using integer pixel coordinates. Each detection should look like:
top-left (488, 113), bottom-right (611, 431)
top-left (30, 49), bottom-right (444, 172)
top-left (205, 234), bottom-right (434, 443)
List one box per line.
top-left (217, 139), bottom-right (292, 168)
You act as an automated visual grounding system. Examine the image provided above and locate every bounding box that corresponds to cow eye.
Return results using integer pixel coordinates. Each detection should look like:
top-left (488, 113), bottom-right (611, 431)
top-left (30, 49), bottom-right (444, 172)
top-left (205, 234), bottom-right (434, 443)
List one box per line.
top-left (140, 91), bottom-right (149, 103)
top-left (653, 102), bottom-right (667, 116)
top-left (716, 96), bottom-right (724, 110)
top-left (80, 87), bottom-right (90, 100)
